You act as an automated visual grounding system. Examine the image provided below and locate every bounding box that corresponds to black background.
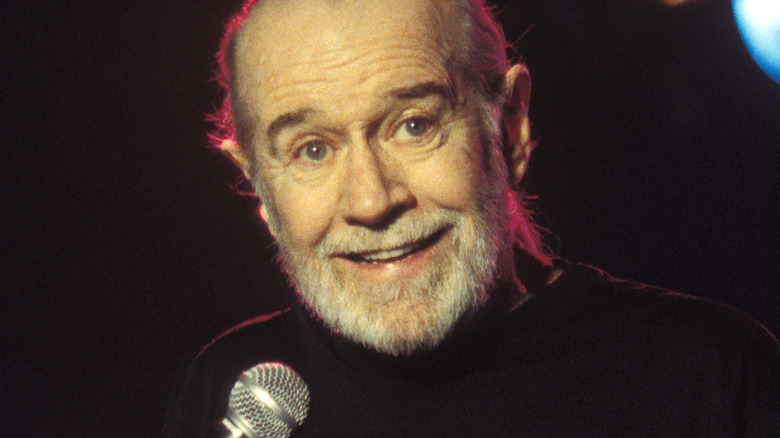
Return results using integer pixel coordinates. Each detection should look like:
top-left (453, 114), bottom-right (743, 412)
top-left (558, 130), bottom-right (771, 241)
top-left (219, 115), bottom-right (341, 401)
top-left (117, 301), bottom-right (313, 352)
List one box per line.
top-left (4, 0), bottom-right (778, 436)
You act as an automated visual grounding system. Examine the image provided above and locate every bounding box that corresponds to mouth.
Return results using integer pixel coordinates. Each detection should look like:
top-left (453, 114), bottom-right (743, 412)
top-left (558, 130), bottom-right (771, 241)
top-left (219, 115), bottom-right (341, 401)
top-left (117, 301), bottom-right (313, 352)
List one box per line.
top-left (339, 227), bottom-right (450, 264)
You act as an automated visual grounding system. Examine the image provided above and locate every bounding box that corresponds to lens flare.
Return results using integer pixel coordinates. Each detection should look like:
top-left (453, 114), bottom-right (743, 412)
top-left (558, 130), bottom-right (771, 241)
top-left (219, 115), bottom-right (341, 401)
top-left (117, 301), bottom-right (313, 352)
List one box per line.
top-left (733, 0), bottom-right (780, 83)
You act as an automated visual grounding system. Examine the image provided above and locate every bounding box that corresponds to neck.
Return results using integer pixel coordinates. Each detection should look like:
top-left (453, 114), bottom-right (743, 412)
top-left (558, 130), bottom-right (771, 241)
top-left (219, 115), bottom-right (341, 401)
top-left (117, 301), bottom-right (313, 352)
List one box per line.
top-left (504, 248), bottom-right (562, 313)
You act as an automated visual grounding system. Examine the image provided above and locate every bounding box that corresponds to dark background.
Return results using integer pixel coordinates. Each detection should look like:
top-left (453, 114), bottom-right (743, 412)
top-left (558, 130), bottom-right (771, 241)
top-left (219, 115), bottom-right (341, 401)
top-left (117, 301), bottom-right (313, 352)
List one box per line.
top-left (4, 0), bottom-right (778, 436)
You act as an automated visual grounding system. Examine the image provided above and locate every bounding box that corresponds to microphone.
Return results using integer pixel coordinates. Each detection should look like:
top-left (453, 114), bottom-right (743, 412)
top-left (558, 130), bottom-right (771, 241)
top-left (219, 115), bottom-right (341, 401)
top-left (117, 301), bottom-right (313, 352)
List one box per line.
top-left (219, 362), bottom-right (310, 438)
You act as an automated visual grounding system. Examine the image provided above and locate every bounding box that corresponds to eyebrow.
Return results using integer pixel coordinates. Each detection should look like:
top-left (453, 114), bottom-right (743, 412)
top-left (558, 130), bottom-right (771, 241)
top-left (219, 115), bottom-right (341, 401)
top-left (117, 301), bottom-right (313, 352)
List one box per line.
top-left (389, 81), bottom-right (455, 103)
top-left (266, 108), bottom-right (317, 151)
top-left (264, 81), bottom-right (455, 153)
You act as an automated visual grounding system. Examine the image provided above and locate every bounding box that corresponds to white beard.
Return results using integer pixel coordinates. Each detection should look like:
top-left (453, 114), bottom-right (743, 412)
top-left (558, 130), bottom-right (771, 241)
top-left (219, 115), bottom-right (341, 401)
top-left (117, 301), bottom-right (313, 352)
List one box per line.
top-left (266, 147), bottom-right (514, 356)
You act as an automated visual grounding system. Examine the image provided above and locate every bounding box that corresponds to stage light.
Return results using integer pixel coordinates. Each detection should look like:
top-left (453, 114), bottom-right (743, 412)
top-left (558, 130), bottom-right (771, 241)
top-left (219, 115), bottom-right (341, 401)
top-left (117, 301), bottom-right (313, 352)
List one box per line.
top-left (733, 0), bottom-right (780, 84)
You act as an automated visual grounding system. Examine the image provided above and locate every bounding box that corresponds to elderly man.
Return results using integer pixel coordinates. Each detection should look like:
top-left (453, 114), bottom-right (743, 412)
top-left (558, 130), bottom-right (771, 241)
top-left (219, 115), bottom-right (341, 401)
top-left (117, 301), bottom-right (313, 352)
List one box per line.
top-left (164, 0), bottom-right (779, 436)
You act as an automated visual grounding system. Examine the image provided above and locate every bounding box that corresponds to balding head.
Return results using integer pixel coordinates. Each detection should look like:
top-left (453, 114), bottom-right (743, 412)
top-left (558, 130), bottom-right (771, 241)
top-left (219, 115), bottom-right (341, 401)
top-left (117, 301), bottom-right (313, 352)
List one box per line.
top-left (208, 0), bottom-right (549, 356)
top-left (212, 0), bottom-right (516, 159)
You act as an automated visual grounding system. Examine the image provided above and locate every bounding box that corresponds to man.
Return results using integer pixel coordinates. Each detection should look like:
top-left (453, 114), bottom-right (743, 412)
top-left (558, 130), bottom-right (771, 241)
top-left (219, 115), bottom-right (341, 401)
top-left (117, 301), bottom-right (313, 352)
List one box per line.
top-left (165, 0), bottom-right (779, 436)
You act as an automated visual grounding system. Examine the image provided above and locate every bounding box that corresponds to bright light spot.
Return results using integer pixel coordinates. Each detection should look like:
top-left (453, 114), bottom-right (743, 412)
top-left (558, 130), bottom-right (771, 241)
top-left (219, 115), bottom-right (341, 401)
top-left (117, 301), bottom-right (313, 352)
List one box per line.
top-left (733, 0), bottom-right (780, 83)
top-left (735, 0), bottom-right (780, 26)
top-left (658, 0), bottom-right (697, 7)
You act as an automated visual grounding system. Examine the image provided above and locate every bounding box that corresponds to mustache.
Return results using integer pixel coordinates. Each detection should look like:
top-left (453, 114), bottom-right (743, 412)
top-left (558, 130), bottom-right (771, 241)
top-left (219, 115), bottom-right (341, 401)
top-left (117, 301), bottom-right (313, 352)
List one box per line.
top-left (315, 209), bottom-right (461, 257)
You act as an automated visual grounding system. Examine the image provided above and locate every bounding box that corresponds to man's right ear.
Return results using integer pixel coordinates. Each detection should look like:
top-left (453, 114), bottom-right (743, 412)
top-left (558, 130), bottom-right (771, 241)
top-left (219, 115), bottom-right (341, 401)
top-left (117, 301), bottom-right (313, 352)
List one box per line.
top-left (223, 139), bottom-right (277, 236)
top-left (258, 203), bottom-right (277, 237)
top-left (220, 139), bottom-right (253, 180)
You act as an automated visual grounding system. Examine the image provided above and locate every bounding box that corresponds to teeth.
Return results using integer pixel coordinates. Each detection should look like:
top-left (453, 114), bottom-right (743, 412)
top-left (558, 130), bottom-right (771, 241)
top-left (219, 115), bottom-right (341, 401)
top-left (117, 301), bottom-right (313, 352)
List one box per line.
top-left (355, 241), bottom-right (422, 262)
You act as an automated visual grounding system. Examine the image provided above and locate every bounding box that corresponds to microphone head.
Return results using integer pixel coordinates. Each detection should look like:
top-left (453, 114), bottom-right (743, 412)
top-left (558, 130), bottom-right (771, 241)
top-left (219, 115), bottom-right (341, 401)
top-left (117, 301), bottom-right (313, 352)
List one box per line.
top-left (225, 362), bottom-right (310, 438)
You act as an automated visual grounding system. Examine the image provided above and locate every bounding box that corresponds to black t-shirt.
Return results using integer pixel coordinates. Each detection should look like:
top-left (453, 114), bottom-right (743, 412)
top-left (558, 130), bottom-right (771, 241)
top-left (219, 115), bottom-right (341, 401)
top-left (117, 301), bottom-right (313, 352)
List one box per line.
top-left (163, 261), bottom-right (780, 437)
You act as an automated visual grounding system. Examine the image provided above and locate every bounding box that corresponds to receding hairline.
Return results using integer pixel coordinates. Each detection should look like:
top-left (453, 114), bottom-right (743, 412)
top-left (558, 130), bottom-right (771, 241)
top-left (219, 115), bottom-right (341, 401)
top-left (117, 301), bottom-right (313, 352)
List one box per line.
top-left (212, 0), bottom-right (512, 152)
top-left (226, 0), bottom-right (484, 155)
top-left (230, 0), bottom-right (467, 81)
top-left (210, 0), bottom-right (550, 261)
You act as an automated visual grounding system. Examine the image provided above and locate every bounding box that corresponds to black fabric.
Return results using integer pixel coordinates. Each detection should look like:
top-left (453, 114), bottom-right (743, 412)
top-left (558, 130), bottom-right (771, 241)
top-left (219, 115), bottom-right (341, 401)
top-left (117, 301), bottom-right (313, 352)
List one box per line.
top-left (163, 261), bottom-right (780, 437)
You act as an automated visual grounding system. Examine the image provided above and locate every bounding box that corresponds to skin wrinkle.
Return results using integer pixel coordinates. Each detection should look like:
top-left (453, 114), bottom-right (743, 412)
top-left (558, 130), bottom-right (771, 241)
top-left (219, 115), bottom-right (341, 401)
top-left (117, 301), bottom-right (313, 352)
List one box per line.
top-left (246, 66), bottom-right (452, 136)
top-left (271, 110), bottom-right (454, 175)
top-left (230, 4), bottom-right (475, 192)
top-left (221, 0), bottom-right (504, 157)
top-left (264, 91), bottom-right (454, 168)
top-left (240, 71), bottom-right (456, 173)
top-left (215, 0), bottom-right (551, 279)
top-left (235, 24), bottom-right (451, 83)
top-left (254, 78), bottom-right (475, 200)
top-left (267, 82), bottom-right (458, 147)
top-left (232, 2), bottom-right (454, 147)
top-left (226, 0), bottom-right (534, 355)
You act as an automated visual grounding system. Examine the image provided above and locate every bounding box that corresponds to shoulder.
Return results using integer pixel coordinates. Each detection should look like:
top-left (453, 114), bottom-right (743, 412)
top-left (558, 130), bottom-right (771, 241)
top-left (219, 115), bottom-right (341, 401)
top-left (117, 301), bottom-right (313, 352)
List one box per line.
top-left (512, 261), bottom-right (780, 436)
top-left (188, 307), bottom-right (308, 382)
top-left (197, 308), bottom-right (297, 360)
top-left (548, 260), bottom-right (779, 360)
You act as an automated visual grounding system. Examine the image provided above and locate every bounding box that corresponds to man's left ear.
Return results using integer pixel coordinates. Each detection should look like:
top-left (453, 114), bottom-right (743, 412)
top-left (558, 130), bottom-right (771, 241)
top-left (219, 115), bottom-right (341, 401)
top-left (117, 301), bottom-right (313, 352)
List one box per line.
top-left (501, 64), bottom-right (532, 186)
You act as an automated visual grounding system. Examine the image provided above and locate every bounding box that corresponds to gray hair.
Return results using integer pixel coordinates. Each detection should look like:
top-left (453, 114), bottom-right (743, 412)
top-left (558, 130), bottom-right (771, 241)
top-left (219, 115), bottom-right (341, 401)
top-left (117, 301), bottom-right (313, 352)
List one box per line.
top-left (209, 0), bottom-right (550, 261)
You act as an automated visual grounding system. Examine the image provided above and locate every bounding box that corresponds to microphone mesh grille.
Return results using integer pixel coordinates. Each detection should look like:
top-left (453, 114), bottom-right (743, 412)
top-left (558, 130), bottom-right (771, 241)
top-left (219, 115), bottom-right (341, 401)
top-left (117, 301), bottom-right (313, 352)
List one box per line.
top-left (228, 363), bottom-right (310, 438)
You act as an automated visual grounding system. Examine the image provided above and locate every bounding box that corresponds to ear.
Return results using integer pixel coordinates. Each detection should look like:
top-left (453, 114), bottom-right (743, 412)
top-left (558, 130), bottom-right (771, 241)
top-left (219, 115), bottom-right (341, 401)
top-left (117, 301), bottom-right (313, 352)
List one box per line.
top-left (501, 64), bottom-right (533, 186)
top-left (223, 140), bottom-right (277, 237)
top-left (258, 204), bottom-right (277, 238)
top-left (220, 139), bottom-right (253, 181)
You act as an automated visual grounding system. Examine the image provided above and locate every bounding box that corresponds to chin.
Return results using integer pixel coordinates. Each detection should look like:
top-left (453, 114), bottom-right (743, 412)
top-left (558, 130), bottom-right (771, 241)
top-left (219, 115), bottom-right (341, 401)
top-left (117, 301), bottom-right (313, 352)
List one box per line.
top-left (313, 274), bottom-right (485, 357)
top-left (286, 208), bottom-right (510, 357)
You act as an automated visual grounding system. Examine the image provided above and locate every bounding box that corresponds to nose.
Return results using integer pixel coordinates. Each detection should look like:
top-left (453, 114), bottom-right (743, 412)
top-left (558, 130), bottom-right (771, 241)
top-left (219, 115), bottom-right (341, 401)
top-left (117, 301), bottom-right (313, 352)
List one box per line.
top-left (339, 141), bottom-right (415, 227)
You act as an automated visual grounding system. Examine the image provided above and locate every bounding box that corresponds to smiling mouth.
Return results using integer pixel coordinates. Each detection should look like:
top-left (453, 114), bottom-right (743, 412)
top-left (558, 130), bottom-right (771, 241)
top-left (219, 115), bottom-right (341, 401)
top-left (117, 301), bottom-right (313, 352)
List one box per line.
top-left (340, 227), bottom-right (450, 264)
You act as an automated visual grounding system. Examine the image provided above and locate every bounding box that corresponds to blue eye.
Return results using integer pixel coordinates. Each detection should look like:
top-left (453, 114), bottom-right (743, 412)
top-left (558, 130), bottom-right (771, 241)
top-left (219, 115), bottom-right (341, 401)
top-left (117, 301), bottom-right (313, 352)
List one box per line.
top-left (403, 118), bottom-right (428, 137)
top-left (302, 142), bottom-right (328, 161)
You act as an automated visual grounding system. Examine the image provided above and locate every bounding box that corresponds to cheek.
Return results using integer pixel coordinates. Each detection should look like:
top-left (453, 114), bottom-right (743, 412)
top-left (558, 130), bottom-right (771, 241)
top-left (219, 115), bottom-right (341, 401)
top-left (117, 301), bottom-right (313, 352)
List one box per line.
top-left (269, 180), bottom-right (338, 248)
top-left (409, 143), bottom-right (485, 211)
top-left (408, 123), bottom-right (487, 211)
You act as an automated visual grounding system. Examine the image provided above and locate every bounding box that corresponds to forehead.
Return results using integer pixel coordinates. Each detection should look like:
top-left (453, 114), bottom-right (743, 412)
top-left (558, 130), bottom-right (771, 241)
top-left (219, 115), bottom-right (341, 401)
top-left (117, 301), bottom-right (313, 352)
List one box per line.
top-left (232, 0), bottom-right (459, 136)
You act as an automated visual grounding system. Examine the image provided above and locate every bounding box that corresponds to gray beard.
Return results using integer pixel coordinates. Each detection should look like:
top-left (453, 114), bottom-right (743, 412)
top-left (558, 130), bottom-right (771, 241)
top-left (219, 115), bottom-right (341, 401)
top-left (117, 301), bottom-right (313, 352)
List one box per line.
top-left (267, 147), bottom-right (514, 356)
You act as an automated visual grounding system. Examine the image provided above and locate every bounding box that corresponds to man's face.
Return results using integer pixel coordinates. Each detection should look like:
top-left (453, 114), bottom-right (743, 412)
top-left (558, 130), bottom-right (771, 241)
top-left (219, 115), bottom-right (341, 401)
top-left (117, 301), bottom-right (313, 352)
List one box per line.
top-left (232, 0), bottom-right (514, 355)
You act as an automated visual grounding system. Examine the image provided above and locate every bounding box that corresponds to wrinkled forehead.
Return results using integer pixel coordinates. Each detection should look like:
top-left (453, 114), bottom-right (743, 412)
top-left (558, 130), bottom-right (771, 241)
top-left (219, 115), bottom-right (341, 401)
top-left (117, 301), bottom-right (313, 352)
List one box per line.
top-left (237, 0), bottom-right (453, 46)
top-left (228, 0), bottom-right (465, 149)
top-left (232, 0), bottom-right (457, 91)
